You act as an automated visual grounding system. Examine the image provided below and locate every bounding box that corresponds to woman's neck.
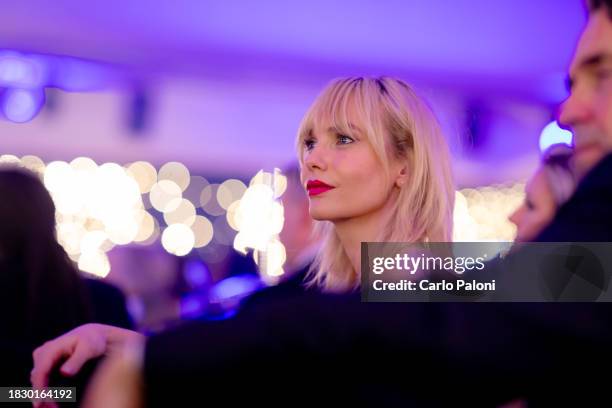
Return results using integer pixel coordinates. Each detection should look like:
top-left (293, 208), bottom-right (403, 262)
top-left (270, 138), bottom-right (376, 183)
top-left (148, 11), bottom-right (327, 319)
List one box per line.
top-left (333, 194), bottom-right (397, 277)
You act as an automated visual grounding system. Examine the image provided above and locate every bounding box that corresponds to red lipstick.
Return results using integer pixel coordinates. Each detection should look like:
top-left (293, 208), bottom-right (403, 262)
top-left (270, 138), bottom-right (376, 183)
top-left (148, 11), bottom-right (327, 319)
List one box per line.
top-left (306, 179), bottom-right (335, 196)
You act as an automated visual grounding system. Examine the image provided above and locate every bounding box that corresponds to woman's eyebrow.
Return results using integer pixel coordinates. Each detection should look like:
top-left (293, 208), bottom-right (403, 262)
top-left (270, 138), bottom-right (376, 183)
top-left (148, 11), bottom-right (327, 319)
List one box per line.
top-left (327, 123), bottom-right (362, 135)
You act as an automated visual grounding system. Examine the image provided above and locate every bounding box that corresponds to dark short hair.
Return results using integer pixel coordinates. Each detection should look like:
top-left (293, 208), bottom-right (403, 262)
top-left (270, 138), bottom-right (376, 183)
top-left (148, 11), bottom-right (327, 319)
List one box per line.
top-left (589, 0), bottom-right (612, 18)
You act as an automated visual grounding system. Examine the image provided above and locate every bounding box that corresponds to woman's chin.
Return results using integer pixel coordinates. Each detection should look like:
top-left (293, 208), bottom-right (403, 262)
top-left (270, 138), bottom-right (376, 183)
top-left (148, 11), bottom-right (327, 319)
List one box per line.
top-left (310, 212), bottom-right (329, 221)
top-left (309, 207), bottom-right (334, 221)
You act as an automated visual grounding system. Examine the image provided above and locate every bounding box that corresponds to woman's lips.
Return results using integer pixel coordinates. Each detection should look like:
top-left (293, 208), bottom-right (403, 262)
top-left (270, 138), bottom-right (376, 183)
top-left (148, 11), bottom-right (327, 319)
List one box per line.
top-left (306, 180), bottom-right (335, 196)
top-left (308, 186), bottom-right (334, 196)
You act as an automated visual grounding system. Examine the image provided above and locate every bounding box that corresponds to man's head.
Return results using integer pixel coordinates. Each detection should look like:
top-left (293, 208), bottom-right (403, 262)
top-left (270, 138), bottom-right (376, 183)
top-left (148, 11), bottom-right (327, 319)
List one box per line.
top-left (558, 0), bottom-right (612, 178)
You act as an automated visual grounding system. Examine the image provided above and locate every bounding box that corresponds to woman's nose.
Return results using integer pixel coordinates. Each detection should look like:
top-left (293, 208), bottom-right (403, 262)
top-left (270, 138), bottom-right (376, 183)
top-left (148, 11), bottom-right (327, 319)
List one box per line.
top-left (304, 144), bottom-right (328, 172)
top-left (509, 205), bottom-right (524, 227)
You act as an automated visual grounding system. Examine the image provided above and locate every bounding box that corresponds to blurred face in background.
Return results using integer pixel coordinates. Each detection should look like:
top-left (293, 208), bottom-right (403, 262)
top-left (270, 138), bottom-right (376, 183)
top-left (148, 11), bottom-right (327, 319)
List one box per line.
top-left (509, 168), bottom-right (556, 242)
top-left (558, 9), bottom-right (612, 178)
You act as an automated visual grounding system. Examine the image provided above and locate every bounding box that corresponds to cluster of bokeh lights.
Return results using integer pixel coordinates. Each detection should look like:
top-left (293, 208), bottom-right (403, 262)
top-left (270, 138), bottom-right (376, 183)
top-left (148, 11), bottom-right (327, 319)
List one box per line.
top-left (453, 183), bottom-right (525, 242)
top-left (231, 169), bottom-right (287, 283)
top-left (0, 154), bottom-right (251, 278)
top-left (0, 153), bottom-right (524, 281)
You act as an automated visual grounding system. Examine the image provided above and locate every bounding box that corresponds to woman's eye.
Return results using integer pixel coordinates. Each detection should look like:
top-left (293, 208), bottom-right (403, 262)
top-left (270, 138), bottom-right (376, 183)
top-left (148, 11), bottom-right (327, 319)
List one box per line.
top-left (337, 134), bottom-right (355, 145)
top-left (304, 139), bottom-right (316, 151)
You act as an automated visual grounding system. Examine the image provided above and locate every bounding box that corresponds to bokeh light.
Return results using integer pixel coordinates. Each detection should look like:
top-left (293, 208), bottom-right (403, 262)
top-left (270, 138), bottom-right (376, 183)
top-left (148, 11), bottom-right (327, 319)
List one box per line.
top-left (0, 52), bottom-right (47, 88)
top-left (2, 88), bottom-right (45, 123)
top-left (253, 239), bottom-right (286, 284)
top-left (453, 183), bottom-right (524, 242)
top-left (80, 230), bottom-right (109, 254)
top-left (272, 169), bottom-right (287, 199)
top-left (126, 161), bottom-right (157, 194)
top-left (134, 211), bottom-right (156, 242)
top-left (183, 175), bottom-right (209, 207)
top-left (20, 155), bottom-right (46, 175)
top-left (105, 213), bottom-right (140, 245)
top-left (56, 222), bottom-right (87, 255)
top-left (200, 184), bottom-right (226, 216)
top-left (139, 217), bottom-right (161, 246)
top-left (150, 180), bottom-right (182, 213)
top-left (162, 223), bottom-right (195, 256)
top-left (232, 184), bottom-right (284, 252)
top-left (0, 154), bottom-right (21, 165)
top-left (249, 168), bottom-right (287, 198)
top-left (158, 161), bottom-right (190, 192)
top-left (226, 199), bottom-right (241, 231)
top-left (70, 156), bottom-right (97, 173)
top-left (217, 179), bottom-right (247, 210)
top-left (78, 250), bottom-right (111, 278)
top-left (163, 198), bottom-right (197, 226)
top-left (540, 121), bottom-right (572, 152)
top-left (191, 215), bottom-right (214, 248)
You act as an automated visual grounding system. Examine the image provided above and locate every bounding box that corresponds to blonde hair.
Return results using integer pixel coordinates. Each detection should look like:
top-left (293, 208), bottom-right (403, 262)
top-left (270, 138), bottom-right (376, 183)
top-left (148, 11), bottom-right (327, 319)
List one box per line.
top-left (296, 77), bottom-right (455, 292)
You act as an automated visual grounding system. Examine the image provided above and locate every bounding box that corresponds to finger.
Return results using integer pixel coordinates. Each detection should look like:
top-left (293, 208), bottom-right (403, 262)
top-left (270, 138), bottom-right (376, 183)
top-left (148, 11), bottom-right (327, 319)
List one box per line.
top-left (60, 340), bottom-right (105, 376)
top-left (31, 339), bottom-right (74, 390)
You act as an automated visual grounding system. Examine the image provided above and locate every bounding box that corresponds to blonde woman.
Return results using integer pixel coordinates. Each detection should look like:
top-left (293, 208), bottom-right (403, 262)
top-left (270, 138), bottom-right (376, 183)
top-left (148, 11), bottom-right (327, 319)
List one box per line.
top-left (30, 77), bottom-right (456, 402)
top-left (299, 76), bottom-right (454, 291)
top-left (509, 143), bottom-right (576, 242)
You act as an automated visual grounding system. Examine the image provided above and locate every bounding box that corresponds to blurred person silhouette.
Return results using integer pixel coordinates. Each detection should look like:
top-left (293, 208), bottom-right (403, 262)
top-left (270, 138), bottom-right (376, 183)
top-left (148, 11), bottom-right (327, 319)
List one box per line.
top-left (0, 168), bottom-right (132, 391)
top-left (509, 143), bottom-right (576, 242)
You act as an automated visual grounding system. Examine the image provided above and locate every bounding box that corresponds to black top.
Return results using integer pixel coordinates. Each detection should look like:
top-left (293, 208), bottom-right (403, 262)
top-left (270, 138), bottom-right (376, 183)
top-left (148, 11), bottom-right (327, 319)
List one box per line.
top-left (239, 263), bottom-right (313, 310)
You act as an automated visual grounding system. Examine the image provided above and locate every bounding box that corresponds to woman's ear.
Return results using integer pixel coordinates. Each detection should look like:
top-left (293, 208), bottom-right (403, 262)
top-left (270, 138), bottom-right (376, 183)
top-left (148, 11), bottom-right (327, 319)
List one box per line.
top-left (395, 165), bottom-right (408, 187)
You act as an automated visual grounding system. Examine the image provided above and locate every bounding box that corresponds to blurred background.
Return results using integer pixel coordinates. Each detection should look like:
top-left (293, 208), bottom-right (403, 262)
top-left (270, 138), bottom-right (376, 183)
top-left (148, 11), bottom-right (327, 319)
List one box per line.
top-left (0, 0), bottom-right (583, 330)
